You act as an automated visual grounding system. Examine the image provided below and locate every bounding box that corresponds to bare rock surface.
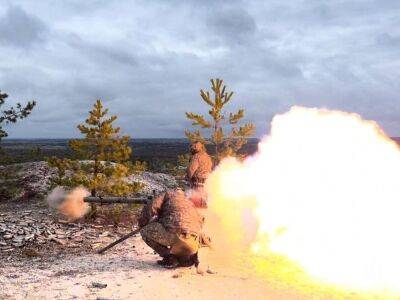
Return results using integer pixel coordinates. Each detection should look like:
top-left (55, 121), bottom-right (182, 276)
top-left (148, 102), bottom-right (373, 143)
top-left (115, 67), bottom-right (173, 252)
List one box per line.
top-left (0, 161), bottom-right (57, 200)
top-left (17, 161), bottom-right (57, 197)
top-left (0, 211), bottom-right (104, 253)
top-left (130, 171), bottom-right (178, 195)
top-left (0, 200), bottom-right (130, 256)
top-left (0, 161), bottom-right (178, 201)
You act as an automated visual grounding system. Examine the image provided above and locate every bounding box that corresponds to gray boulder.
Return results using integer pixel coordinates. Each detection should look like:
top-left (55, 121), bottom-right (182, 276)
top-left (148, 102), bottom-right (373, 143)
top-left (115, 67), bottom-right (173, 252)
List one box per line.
top-left (128, 171), bottom-right (178, 196)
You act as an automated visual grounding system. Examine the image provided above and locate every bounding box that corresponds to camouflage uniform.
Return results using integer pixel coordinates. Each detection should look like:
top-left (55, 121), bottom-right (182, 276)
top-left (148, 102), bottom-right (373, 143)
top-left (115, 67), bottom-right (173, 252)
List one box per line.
top-left (187, 142), bottom-right (212, 207)
top-left (139, 189), bottom-right (205, 258)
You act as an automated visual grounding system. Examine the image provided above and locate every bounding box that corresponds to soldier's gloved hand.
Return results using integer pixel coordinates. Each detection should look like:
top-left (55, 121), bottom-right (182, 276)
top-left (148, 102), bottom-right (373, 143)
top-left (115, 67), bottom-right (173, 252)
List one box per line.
top-left (138, 215), bottom-right (147, 228)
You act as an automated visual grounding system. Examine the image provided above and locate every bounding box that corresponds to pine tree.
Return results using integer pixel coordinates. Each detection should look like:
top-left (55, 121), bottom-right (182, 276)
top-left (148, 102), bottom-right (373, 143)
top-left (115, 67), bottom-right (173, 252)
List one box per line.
top-left (0, 91), bottom-right (36, 143)
top-left (185, 78), bottom-right (255, 164)
top-left (48, 100), bottom-right (144, 196)
top-left (0, 91), bottom-right (36, 199)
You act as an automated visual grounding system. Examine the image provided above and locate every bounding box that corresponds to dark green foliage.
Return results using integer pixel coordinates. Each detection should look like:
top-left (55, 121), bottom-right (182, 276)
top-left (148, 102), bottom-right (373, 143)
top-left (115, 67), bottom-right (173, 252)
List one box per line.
top-left (48, 100), bottom-right (145, 196)
top-left (0, 91), bottom-right (36, 142)
top-left (0, 164), bottom-right (24, 200)
top-left (0, 91), bottom-right (36, 200)
top-left (185, 78), bottom-right (255, 164)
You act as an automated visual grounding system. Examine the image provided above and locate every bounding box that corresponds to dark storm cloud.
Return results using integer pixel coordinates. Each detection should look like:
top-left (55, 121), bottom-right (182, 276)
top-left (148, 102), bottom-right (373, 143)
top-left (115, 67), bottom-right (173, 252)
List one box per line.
top-left (0, 0), bottom-right (399, 138)
top-left (206, 7), bottom-right (257, 45)
top-left (66, 35), bottom-right (138, 67)
top-left (0, 6), bottom-right (48, 48)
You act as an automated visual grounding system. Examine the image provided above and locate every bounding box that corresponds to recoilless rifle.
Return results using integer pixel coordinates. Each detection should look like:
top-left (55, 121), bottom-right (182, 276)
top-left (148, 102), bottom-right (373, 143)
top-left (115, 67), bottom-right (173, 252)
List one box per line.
top-left (83, 194), bottom-right (154, 254)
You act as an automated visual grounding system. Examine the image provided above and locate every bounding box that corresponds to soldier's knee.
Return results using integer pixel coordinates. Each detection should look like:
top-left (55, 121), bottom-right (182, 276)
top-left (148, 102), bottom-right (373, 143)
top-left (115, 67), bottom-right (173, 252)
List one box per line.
top-left (141, 233), bottom-right (158, 251)
top-left (140, 228), bottom-right (150, 243)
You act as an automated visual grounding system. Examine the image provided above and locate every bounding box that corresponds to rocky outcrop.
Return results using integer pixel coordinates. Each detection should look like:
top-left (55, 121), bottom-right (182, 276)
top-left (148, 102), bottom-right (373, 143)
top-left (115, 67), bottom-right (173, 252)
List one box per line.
top-left (130, 172), bottom-right (178, 195)
top-left (0, 208), bottom-right (131, 253)
top-left (0, 162), bottom-right (56, 200)
top-left (0, 162), bottom-right (179, 252)
top-left (0, 210), bottom-right (86, 251)
top-left (0, 161), bottom-right (178, 201)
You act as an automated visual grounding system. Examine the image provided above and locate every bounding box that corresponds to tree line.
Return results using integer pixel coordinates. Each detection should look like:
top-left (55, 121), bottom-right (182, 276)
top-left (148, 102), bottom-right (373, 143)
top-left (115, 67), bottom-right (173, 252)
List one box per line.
top-left (0, 78), bottom-right (255, 198)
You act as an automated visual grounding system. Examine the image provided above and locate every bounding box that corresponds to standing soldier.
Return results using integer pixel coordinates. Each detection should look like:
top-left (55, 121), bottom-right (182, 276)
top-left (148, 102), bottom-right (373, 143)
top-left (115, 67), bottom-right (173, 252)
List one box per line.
top-left (186, 141), bottom-right (212, 207)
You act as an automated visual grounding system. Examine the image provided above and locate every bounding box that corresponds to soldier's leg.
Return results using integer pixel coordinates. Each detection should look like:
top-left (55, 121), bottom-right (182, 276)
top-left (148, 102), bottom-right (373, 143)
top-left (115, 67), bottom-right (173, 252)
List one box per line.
top-left (140, 222), bottom-right (176, 257)
top-left (169, 234), bottom-right (200, 268)
top-left (190, 185), bottom-right (208, 208)
top-left (176, 252), bottom-right (199, 267)
top-left (141, 236), bottom-right (170, 257)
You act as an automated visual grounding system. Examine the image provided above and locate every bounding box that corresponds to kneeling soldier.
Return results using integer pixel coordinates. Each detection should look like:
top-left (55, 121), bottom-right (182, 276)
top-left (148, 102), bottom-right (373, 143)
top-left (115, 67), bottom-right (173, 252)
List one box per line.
top-left (138, 188), bottom-right (210, 268)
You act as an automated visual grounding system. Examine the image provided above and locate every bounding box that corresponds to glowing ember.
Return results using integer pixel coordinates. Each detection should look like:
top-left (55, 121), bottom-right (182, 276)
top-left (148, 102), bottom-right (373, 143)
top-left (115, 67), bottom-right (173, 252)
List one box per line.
top-left (206, 106), bottom-right (400, 293)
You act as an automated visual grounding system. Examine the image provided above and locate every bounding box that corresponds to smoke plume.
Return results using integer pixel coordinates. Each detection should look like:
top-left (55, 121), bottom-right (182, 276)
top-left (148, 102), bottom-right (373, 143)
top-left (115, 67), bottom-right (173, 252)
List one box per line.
top-left (47, 186), bottom-right (90, 220)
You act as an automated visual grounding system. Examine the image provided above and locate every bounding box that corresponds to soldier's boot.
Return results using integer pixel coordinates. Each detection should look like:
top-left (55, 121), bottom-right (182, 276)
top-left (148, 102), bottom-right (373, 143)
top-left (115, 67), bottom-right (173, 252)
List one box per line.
top-left (177, 256), bottom-right (193, 267)
top-left (157, 258), bottom-right (167, 265)
top-left (163, 255), bottom-right (180, 269)
top-left (176, 252), bottom-right (199, 267)
top-left (157, 256), bottom-right (172, 266)
top-left (192, 252), bottom-right (200, 268)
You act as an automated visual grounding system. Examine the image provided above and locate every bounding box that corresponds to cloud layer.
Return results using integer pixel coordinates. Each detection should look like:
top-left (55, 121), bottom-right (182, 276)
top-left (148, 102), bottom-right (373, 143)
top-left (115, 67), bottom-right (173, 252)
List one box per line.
top-left (0, 0), bottom-right (399, 138)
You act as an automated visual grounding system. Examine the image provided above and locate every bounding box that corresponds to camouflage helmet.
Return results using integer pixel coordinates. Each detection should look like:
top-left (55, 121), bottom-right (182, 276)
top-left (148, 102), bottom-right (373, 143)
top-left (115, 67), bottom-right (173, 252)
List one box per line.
top-left (189, 141), bottom-right (205, 154)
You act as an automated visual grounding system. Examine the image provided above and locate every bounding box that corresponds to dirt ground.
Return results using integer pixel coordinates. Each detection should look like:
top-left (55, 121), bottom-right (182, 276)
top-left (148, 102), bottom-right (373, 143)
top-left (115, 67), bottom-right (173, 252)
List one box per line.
top-left (0, 234), bottom-right (290, 300)
top-left (0, 199), bottom-right (284, 300)
top-left (1, 200), bottom-right (397, 300)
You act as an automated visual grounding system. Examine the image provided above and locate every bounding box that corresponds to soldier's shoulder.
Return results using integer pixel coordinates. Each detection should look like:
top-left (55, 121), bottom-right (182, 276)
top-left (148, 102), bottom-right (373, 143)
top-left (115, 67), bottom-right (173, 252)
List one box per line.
top-left (200, 152), bottom-right (212, 160)
top-left (192, 152), bottom-right (201, 159)
top-left (199, 150), bottom-right (210, 156)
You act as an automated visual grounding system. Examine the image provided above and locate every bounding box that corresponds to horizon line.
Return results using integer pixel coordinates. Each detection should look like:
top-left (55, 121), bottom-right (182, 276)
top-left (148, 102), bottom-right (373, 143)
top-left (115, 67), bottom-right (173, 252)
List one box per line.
top-left (2, 137), bottom-right (399, 140)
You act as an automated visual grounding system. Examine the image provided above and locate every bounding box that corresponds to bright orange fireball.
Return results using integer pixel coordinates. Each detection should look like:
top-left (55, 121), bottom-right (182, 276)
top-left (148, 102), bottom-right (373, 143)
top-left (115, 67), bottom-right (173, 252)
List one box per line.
top-left (206, 106), bottom-right (400, 296)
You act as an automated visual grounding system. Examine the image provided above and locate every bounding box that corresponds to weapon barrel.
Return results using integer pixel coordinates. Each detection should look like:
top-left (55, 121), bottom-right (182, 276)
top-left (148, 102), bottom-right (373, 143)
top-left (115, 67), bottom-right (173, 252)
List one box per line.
top-left (97, 217), bottom-right (157, 254)
top-left (84, 196), bottom-right (150, 204)
top-left (97, 227), bottom-right (141, 254)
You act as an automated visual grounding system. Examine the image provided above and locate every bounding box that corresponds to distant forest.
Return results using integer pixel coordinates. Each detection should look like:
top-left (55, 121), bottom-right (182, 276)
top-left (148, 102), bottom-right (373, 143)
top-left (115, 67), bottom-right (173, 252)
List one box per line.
top-left (0, 138), bottom-right (260, 170)
top-left (2, 137), bottom-right (399, 170)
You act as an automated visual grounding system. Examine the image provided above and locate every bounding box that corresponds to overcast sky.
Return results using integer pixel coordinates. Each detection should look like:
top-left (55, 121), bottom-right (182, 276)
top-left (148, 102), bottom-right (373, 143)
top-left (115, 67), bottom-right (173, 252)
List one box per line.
top-left (0, 0), bottom-right (399, 138)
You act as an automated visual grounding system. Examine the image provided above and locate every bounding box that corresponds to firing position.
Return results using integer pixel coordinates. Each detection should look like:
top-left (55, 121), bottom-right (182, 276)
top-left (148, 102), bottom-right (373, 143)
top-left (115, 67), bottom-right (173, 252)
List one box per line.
top-left (186, 141), bottom-right (212, 207)
top-left (139, 188), bottom-right (211, 269)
